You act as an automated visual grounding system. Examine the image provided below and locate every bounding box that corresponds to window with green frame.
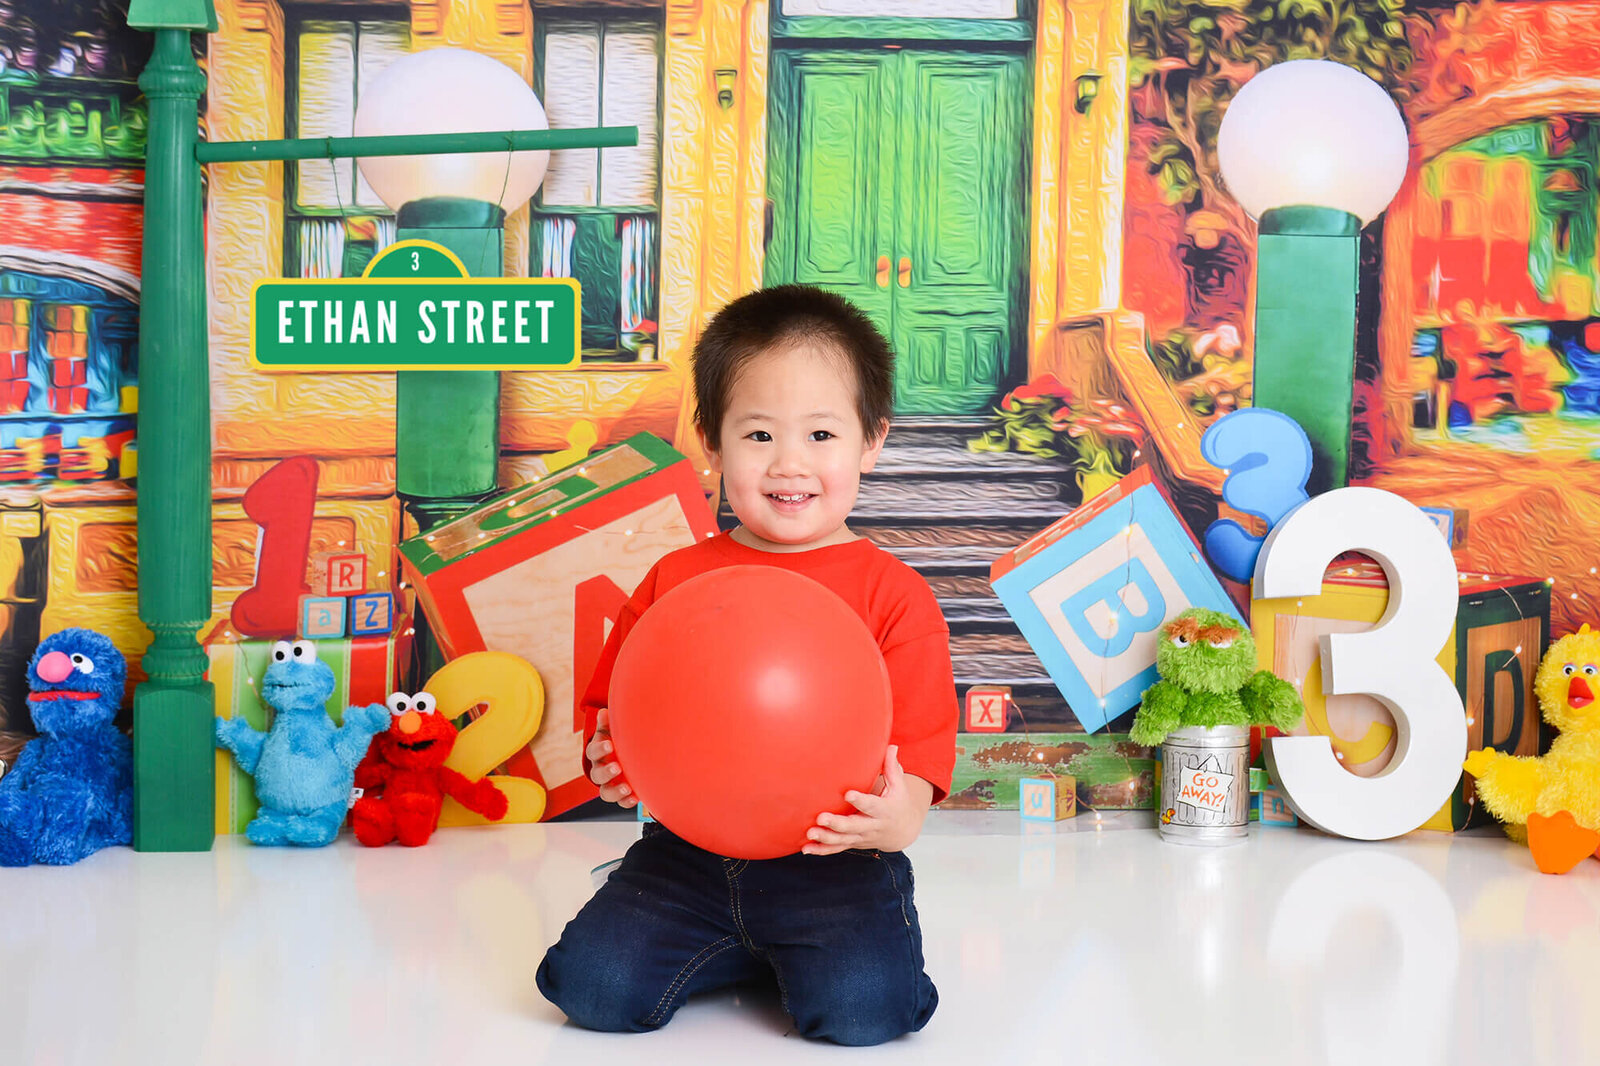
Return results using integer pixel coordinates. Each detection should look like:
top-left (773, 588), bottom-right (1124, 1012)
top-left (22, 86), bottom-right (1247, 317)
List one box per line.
top-left (284, 10), bottom-right (411, 279)
top-left (533, 16), bottom-right (663, 361)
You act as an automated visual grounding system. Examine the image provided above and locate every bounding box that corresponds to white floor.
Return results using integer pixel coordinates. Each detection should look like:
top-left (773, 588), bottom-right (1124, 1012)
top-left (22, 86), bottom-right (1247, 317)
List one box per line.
top-left (2, 811), bottom-right (1596, 1066)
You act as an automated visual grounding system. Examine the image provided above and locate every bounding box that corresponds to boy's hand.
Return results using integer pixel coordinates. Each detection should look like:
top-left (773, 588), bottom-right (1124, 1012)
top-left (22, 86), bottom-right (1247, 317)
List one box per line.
top-left (803, 745), bottom-right (932, 855)
top-left (587, 707), bottom-right (637, 808)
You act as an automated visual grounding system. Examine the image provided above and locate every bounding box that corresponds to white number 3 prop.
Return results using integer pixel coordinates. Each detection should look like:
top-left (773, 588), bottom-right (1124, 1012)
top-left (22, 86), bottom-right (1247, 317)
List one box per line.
top-left (1255, 488), bottom-right (1467, 840)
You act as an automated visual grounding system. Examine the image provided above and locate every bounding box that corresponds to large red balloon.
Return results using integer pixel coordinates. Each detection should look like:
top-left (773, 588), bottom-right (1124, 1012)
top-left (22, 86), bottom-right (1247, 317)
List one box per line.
top-left (608, 565), bottom-right (892, 859)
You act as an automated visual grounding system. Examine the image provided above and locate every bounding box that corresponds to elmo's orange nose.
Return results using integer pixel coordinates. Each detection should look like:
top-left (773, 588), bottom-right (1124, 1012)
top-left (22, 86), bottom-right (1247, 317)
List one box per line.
top-left (398, 710), bottom-right (422, 734)
top-left (1569, 677), bottom-right (1594, 709)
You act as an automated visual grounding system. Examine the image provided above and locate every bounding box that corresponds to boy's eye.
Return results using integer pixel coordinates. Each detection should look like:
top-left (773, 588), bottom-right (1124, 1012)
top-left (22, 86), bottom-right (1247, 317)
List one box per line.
top-left (809, 430), bottom-right (834, 442)
top-left (748, 431), bottom-right (772, 443)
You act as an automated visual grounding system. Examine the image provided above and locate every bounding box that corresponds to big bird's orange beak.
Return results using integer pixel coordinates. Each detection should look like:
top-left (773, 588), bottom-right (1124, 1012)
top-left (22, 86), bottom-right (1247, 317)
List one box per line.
top-left (1568, 676), bottom-right (1594, 710)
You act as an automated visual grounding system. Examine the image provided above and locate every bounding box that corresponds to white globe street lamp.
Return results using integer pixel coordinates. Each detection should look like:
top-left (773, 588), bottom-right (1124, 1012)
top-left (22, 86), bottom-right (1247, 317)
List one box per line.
top-left (1217, 59), bottom-right (1412, 492)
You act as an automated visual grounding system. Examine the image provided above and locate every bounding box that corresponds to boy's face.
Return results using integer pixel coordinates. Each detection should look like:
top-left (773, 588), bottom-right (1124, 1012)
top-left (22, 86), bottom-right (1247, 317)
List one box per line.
top-left (701, 342), bottom-right (886, 553)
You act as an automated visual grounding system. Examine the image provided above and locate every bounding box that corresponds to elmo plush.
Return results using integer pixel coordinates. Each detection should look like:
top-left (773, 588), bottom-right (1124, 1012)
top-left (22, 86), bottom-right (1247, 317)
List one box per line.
top-left (351, 691), bottom-right (508, 847)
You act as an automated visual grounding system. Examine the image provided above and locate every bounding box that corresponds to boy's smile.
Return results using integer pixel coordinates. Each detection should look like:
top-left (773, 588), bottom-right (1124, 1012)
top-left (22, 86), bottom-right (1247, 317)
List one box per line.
top-left (701, 342), bottom-right (886, 553)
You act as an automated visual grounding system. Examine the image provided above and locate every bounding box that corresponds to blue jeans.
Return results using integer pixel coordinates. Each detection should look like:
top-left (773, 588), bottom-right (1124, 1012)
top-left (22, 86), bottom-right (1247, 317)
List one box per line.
top-left (537, 823), bottom-right (938, 1045)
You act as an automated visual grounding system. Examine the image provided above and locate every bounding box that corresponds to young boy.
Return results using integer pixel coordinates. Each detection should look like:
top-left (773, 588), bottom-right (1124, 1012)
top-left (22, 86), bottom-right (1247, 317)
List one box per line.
top-left (535, 284), bottom-right (957, 1046)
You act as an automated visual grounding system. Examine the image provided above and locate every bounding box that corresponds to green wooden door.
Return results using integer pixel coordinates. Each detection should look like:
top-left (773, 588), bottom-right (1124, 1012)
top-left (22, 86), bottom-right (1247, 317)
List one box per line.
top-left (768, 47), bottom-right (1029, 416)
top-left (767, 51), bottom-right (899, 342)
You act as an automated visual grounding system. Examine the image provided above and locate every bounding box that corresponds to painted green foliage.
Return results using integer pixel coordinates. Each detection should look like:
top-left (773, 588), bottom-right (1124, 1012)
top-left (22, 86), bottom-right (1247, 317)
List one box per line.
top-left (767, 47), bottom-right (1030, 416)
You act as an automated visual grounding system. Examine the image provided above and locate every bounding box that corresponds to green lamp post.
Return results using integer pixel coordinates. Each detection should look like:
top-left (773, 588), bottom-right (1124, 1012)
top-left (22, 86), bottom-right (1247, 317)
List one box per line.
top-left (126, 0), bottom-right (219, 853)
top-left (1218, 59), bottom-right (1412, 495)
top-left (125, 1), bottom-right (632, 850)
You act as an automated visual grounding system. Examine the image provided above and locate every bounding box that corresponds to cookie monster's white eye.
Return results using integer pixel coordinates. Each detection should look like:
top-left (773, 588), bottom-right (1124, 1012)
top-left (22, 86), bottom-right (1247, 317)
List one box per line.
top-left (70, 653), bottom-right (95, 675)
top-left (385, 692), bottom-right (411, 716)
top-left (1565, 663), bottom-right (1577, 676)
top-left (1171, 634), bottom-right (1190, 648)
top-left (411, 692), bottom-right (436, 715)
top-left (271, 640), bottom-right (292, 662)
top-left (290, 640), bottom-right (317, 661)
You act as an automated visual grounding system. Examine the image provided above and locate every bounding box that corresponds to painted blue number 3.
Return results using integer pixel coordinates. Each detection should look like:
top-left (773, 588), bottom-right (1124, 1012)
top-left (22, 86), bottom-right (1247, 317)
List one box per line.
top-left (1200, 408), bottom-right (1313, 583)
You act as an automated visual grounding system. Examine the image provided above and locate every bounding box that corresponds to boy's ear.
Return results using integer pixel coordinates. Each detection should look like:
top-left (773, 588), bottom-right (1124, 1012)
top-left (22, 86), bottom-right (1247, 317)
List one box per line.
top-left (697, 425), bottom-right (723, 474)
top-left (859, 419), bottom-right (890, 474)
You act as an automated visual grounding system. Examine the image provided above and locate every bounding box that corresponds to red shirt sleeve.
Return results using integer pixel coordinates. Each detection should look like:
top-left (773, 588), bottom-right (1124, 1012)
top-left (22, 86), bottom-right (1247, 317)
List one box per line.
top-left (878, 581), bottom-right (957, 804)
top-left (579, 563), bottom-right (660, 782)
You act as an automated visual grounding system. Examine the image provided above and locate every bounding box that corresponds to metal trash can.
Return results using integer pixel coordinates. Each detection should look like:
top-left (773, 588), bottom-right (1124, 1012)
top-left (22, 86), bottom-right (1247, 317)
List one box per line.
top-left (1157, 724), bottom-right (1250, 845)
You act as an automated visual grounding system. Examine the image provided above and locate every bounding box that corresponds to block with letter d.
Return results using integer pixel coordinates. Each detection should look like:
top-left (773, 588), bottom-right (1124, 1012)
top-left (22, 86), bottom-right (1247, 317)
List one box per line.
top-left (990, 467), bottom-right (1242, 733)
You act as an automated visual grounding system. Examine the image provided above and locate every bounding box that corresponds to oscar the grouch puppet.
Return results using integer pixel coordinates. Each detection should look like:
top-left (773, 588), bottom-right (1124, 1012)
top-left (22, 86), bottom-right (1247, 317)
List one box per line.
top-left (1129, 608), bottom-right (1304, 746)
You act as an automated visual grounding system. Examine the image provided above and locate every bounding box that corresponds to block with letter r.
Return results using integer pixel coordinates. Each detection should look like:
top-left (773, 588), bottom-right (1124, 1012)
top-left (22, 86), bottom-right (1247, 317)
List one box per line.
top-left (990, 467), bottom-right (1241, 733)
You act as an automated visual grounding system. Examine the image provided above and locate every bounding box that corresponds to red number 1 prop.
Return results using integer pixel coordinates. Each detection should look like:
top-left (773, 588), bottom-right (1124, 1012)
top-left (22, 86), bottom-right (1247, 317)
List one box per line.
top-left (230, 456), bottom-right (318, 638)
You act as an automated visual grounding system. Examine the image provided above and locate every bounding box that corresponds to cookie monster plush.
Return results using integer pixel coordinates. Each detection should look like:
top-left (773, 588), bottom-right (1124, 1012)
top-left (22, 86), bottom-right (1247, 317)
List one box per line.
top-left (216, 639), bottom-right (388, 847)
top-left (0, 628), bottom-right (132, 866)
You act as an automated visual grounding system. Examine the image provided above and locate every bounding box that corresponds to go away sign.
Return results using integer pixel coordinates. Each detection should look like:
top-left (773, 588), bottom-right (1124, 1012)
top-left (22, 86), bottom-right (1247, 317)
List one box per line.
top-left (249, 240), bottom-right (579, 371)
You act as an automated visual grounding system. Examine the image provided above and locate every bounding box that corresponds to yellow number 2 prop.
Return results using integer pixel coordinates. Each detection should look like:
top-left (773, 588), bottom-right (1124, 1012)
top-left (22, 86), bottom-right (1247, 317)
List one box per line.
top-left (432, 651), bottom-right (548, 827)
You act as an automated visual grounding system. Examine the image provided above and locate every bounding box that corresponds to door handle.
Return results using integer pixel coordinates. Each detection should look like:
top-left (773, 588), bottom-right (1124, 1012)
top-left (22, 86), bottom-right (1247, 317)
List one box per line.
top-left (876, 255), bottom-right (890, 288)
top-left (897, 256), bottom-right (911, 288)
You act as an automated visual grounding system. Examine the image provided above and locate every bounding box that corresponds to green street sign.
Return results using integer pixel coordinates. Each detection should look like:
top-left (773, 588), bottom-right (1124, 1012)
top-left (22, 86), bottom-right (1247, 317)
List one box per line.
top-left (249, 240), bottom-right (580, 371)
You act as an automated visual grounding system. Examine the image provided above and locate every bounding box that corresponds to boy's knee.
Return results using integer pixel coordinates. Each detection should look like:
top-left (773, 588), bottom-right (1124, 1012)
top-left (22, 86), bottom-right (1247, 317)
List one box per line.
top-left (536, 945), bottom-right (664, 1034)
top-left (787, 976), bottom-right (937, 1046)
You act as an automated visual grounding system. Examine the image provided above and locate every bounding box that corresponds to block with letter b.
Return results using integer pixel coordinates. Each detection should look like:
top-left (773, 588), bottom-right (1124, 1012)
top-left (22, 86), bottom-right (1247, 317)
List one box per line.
top-left (991, 467), bottom-right (1242, 733)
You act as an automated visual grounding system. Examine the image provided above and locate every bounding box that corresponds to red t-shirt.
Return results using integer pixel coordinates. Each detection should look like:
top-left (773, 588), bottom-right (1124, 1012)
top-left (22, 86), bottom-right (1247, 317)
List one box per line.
top-left (580, 532), bottom-right (958, 802)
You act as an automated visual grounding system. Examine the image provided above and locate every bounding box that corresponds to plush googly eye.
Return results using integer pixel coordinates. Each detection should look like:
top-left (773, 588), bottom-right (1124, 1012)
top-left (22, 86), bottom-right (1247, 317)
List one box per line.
top-left (70, 653), bottom-right (95, 675)
top-left (290, 640), bottom-right (316, 661)
top-left (1584, 665), bottom-right (1598, 678)
top-left (1565, 663), bottom-right (1577, 676)
top-left (411, 692), bottom-right (436, 715)
top-left (1170, 634), bottom-right (1190, 648)
top-left (1208, 638), bottom-right (1234, 650)
top-left (385, 692), bottom-right (411, 716)
top-left (271, 640), bottom-right (292, 662)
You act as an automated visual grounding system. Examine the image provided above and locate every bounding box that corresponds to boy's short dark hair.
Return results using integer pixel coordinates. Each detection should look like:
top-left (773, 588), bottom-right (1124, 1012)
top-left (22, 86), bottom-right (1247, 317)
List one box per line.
top-left (692, 284), bottom-right (894, 445)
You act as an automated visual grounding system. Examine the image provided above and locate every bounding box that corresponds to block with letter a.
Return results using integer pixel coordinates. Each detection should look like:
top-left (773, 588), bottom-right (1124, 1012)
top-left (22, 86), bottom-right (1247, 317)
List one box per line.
top-left (399, 434), bottom-right (717, 818)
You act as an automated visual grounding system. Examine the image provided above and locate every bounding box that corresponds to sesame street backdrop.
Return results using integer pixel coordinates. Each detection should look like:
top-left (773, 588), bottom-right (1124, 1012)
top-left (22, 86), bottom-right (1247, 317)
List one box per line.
top-left (2, 0), bottom-right (1597, 819)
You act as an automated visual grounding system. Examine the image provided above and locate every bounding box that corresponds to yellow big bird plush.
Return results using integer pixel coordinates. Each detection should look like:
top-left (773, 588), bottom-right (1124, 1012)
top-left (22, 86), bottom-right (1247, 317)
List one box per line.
top-left (1464, 625), bottom-right (1600, 874)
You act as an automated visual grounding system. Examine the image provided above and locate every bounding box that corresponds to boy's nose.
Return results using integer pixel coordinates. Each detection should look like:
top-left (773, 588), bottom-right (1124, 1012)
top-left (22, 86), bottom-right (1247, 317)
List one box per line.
top-left (768, 446), bottom-right (807, 476)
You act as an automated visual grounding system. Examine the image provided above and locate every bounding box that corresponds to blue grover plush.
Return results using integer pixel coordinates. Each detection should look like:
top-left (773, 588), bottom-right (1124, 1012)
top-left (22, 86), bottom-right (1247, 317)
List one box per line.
top-left (216, 639), bottom-right (389, 846)
top-left (0, 629), bottom-right (132, 866)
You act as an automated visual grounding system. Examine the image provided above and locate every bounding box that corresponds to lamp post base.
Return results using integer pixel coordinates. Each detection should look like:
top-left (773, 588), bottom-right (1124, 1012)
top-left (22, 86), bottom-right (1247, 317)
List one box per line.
top-left (132, 681), bottom-right (217, 852)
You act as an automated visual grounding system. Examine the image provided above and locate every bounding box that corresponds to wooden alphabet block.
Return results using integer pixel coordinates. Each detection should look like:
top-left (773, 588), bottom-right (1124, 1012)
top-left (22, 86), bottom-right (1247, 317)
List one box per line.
top-left (399, 433), bottom-right (717, 819)
top-left (964, 685), bottom-right (1012, 733)
top-left (1251, 561), bottom-right (1550, 831)
top-left (311, 551), bottom-right (368, 597)
top-left (299, 595), bottom-right (346, 639)
top-left (1255, 784), bottom-right (1299, 827)
top-left (991, 467), bottom-right (1242, 733)
top-left (349, 591), bottom-right (395, 635)
top-left (1019, 776), bottom-right (1077, 821)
